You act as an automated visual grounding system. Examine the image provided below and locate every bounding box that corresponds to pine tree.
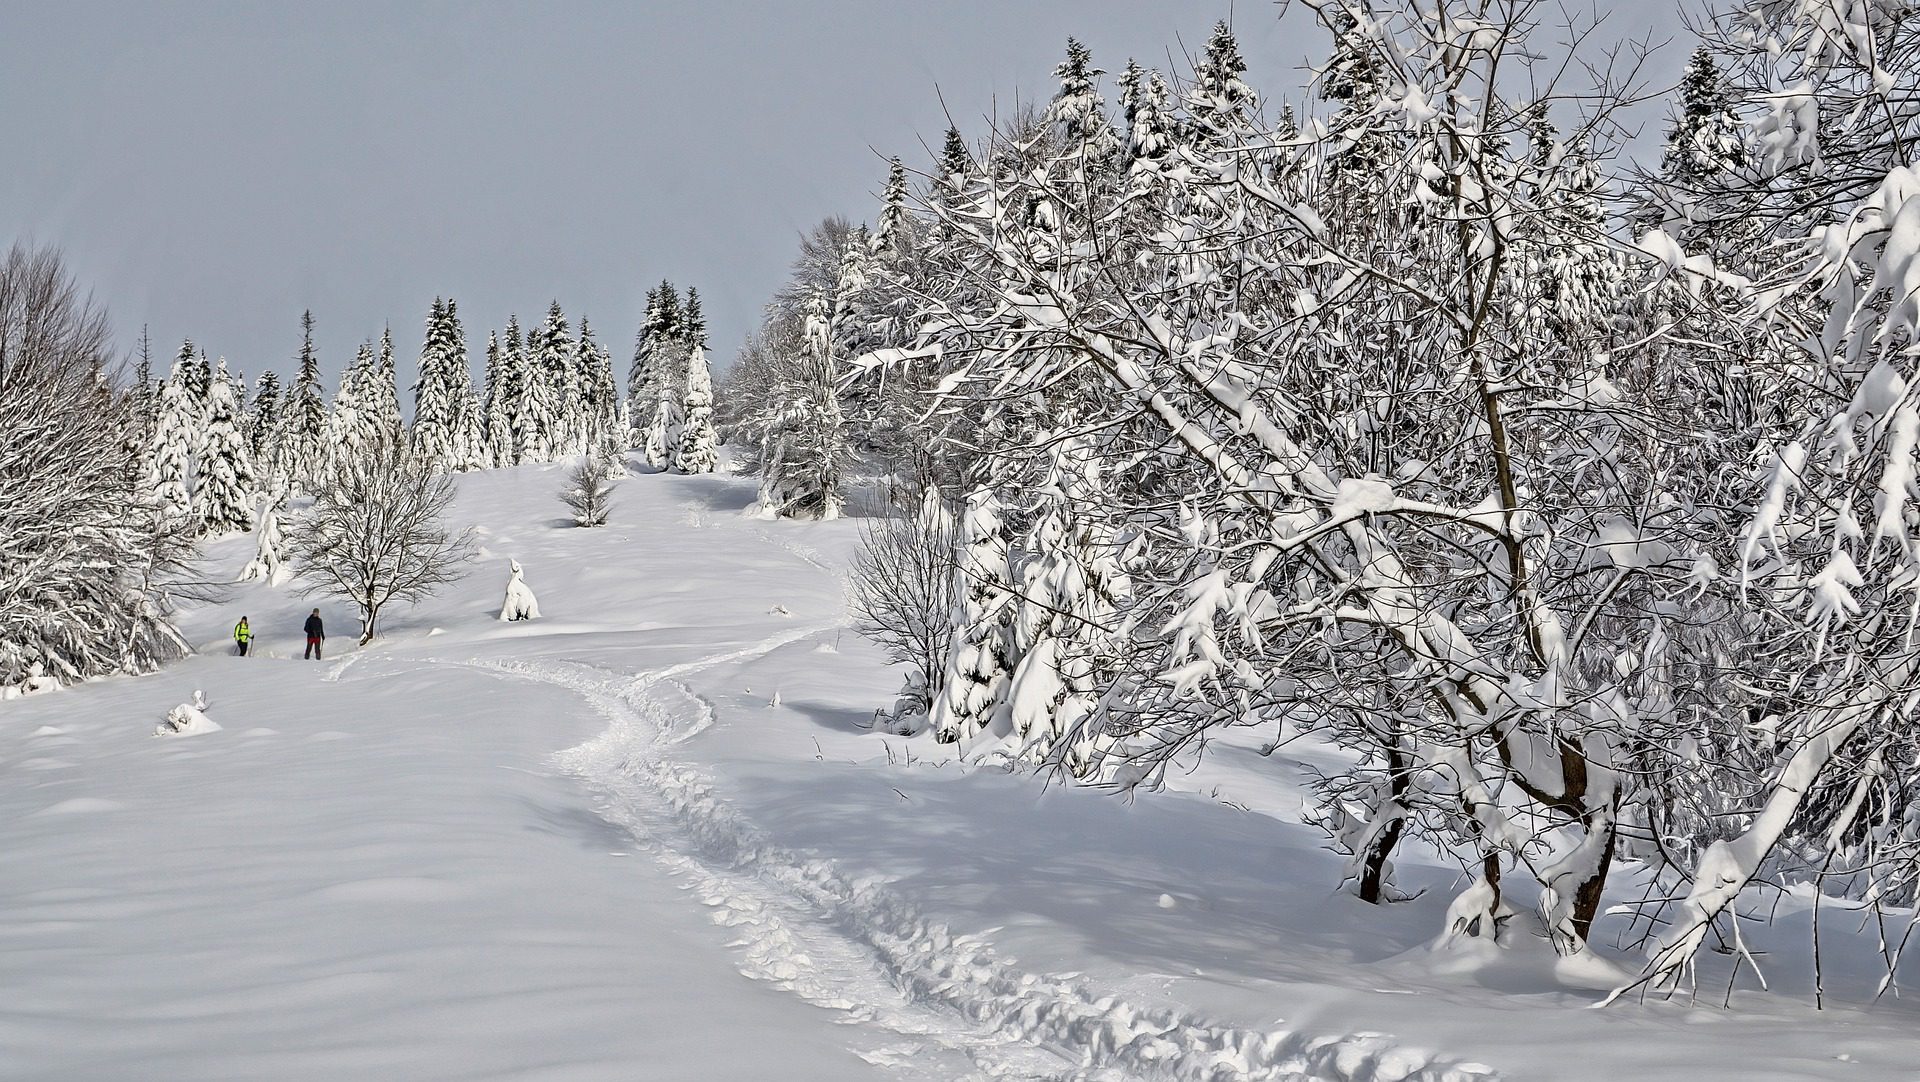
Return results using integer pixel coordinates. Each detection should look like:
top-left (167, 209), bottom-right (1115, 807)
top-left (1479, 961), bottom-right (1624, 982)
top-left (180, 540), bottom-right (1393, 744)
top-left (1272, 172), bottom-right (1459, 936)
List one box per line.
top-left (144, 354), bottom-right (197, 528)
top-left (1189, 20), bottom-right (1256, 144)
top-left (286, 311), bottom-right (327, 490)
top-left (502, 316), bottom-right (535, 465)
top-left (672, 295), bottom-right (718, 475)
top-left (1047, 38), bottom-right (1120, 167)
top-left (482, 329), bottom-right (509, 467)
top-left (642, 284), bottom-right (685, 468)
top-left (442, 299), bottom-right (487, 471)
top-left (412, 297), bottom-right (457, 465)
top-left (628, 286), bottom-right (663, 449)
top-left (872, 158), bottom-right (914, 263)
top-left (371, 325), bottom-right (403, 448)
top-left (328, 341), bottom-right (379, 469)
top-left (532, 301), bottom-right (575, 460)
top-left (248, 370), bottom-right (281, 467)
top-left (195, 360), bottom-right (256, 535)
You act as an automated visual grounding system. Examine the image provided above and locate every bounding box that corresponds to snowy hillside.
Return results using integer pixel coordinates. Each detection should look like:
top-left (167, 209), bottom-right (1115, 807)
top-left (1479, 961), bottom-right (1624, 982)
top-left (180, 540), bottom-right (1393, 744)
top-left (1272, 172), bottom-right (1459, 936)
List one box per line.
top-left (3, 461), bottom-right (1918, 1081)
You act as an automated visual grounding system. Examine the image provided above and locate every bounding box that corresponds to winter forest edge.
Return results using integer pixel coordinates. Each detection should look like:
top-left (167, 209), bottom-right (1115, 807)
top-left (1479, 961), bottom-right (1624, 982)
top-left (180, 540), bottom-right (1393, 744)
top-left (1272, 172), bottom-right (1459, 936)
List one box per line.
top-left (9, 0), bottom-right (1920, 1057)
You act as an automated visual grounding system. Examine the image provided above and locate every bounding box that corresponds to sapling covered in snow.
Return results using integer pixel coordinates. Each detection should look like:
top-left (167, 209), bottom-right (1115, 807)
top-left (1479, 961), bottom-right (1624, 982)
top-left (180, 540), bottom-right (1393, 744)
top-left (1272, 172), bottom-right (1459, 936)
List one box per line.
top-left (155, 690), bottom-right (219, 738)
top-left (238, 488), bottom-right (290, 585)
top-left (850, 487), bottom-right (958, 703)
top-left (559, 454), bottom-right (615, 528)
top-left (498, 559), bottom-right (540, 622)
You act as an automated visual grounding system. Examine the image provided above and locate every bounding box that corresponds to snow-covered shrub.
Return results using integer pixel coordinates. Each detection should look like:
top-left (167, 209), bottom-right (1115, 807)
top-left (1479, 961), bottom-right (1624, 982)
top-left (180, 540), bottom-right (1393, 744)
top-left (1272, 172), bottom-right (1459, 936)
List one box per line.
top-left (559, 455), bottom-right (614, 527)
top-left (850, 488), bottom-right (958, 706)
top-left (287, 438), bottom-right (475, 644)
top-left (0, 243), bottom-right (192, 693)
top-left (155, 690), bottom-right (219, 737)
top-left (498, 559), bottom-right (540, 621)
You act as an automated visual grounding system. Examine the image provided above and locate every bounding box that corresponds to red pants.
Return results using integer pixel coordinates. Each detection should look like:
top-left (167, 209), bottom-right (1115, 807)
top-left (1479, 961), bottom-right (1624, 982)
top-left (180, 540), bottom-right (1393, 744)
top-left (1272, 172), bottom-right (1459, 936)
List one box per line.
top-left (305, 635), bottom-right (323, 660)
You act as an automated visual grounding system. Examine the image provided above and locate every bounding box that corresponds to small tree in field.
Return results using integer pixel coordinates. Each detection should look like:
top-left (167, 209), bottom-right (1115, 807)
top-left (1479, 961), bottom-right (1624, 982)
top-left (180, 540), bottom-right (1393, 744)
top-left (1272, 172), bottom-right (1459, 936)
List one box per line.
top-left (850, 488), bottom-right (958, 705)
top-left (288, 439), bottom-right (474, 643)
top-left (559, 453), bottom-right (614, 527)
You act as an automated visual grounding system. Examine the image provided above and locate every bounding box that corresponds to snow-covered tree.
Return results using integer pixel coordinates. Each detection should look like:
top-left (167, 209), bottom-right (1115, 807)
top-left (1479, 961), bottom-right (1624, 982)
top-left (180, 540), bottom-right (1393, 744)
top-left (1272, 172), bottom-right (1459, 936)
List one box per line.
top-left (238, 487), bottom-right (289, 585)
top-left (927, 488), bottom-right (1018, 745)
top-left (672, 291), bottom-right (717, 475)
top-left (247, 370), bottom-right (282, 471)
top-left (0, 243), bottom-right (190, 691)
top-left (284, 311), bottom-right (327, 491)
top-left (287, 440), bottom-right (475, 644)
top-left (498, 559), bottom-right (539, 621)
top-left (559, 453), bottom-right (615, 527)
top-left (145, 352), bottom-right (198, 528)
top-left (194, 359), bottom-right (256, 535)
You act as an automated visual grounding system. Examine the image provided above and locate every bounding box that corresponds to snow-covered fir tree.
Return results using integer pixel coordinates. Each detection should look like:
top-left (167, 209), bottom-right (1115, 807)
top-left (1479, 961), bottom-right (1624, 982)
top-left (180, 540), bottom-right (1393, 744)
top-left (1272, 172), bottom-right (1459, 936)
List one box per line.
top-left (246, 370), bottom-right (282, 472)
top-left (927, 487), bottom-right (1017, 745)
top-left (144, 353), bottom-right (198, 528)
top-left (671, 293), bottom-right (717, 475)
top-left (284, 311), bottom-right (328, 491)
top-left (193, 360), bottom-right (256, 536)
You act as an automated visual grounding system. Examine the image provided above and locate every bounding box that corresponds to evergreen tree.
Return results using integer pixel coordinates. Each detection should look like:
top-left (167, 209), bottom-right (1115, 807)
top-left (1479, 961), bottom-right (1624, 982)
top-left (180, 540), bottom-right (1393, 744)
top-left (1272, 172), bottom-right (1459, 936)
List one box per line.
top-left (502, 316), bottom-right (534, 465)
top-left (144, 353), bottom-right (197, 528)
top-left (482, 329), bottom-right (509, 467)
top-left (642, 283), bottom-right (685, 468)
top-left (412, 298), bottom-right (457, 465)
top-left (628, 286), bottom-right (663, 449)
top-left (247, 370), bottom-right (281, 467)
top-left (672, 296), bottom-right (718, 475)
top-left (1189, 20), bottom-right (1256, 144)
top-left (328, 341), bottom-right (380, 470)
top-left (371, 326), bottom-right (403, 449)
top-left (285, 311), bottom-right (327, 490)
top-left (1046, 38), bottom-right (1120, 167)
top-left (532, 301), bottom-right (575, 460)
top-left (929, 488), bottom-right (1018, 744)
top-left (872, 158), bottom-right (914, 263)
top-left (195, 360), bottom-right (256, 535)
top-left (441, 299), bottom-right (486, 470)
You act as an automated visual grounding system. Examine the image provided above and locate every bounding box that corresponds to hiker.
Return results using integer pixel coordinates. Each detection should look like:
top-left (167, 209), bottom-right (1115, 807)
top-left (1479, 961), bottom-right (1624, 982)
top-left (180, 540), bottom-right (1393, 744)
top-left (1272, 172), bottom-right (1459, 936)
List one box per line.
top-left (303, 608), bottom-right (325, 660)
top-left (233, 616), bottom-right (252, 656)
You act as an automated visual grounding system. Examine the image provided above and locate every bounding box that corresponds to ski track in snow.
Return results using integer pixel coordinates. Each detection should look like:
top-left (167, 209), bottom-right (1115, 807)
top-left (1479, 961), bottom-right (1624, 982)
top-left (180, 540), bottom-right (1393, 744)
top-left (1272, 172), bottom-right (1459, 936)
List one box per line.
top-left (405, 625), bottom-right (1499, 1082)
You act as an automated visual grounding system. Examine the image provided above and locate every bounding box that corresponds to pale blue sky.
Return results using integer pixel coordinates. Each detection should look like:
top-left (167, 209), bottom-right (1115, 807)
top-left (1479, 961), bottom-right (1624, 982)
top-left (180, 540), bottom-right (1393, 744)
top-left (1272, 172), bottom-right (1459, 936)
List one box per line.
top-left (0, 1), bottom-right (1686, 384)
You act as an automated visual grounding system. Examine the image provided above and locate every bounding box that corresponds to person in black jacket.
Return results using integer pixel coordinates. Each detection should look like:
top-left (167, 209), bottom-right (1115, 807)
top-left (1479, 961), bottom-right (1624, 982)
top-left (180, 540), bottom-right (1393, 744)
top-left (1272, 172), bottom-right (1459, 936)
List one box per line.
top-left (303, 609), bottom-right (326, 660)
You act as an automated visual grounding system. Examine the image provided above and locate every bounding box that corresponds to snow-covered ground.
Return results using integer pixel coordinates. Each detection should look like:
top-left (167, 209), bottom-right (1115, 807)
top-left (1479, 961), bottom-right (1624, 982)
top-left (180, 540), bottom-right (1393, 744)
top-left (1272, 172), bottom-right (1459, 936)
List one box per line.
top-left (4, 459), bottom-right (1919, 1080)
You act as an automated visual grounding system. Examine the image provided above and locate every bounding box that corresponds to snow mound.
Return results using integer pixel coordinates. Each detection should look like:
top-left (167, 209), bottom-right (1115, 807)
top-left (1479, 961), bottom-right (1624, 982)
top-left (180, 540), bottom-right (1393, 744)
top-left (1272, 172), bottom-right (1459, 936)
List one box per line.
top-left (156, 692), bottom-right (221, 739)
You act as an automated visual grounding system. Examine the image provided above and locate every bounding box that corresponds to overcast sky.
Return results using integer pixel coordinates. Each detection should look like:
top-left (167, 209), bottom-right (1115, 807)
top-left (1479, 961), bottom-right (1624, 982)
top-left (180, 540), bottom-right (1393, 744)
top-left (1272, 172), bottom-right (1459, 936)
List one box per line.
top-left (1, 1), bottom-right (1687, 385)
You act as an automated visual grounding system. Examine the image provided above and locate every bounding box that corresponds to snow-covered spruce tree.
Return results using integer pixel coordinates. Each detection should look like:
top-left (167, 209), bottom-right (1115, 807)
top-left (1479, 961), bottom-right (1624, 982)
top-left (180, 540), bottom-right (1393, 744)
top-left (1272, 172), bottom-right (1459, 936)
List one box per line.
top-left (238, 485), bottom-right (289, 585)
top-left (926, 487), bottom-right (1019, 746)
top-left (412, 297), bottom-right (475, 469)
top-left (640, 284), bottom-right (687, 469)
top-left (247, 370), bottom-right (282, 473)
top-left (671, 290), bottom-right (717, 474)
top-left (531, 300), bottom-right (576, 462)
top-left (284, 310), bottom-right (327, 492)
top-left (559, 453), bottom-right (615, 527)
top-left (0, 243), bottom-right (191, 691)
top-left (370, 325), bottom-right (404, 450)
top-left (482, 329), bottom-right (510, 467)
top-left (577, 317), bottom-right (624, 468)
top-left (503, 316), bottom-right (539, 465)
top-left (1650, 46), bottom-right (1749, 246)
top-left (194, 360), bottom-right (256, 536)
top-left (145, 352), bottom-right (198, 528)
top-left (442, 300), bottom-right (487, 472)
top-left (287, 438), bottom-right (475, 644)
top-left (628, 285), bottom-right (665, 451)
top-left (326, 342), bottom-right (378, 476)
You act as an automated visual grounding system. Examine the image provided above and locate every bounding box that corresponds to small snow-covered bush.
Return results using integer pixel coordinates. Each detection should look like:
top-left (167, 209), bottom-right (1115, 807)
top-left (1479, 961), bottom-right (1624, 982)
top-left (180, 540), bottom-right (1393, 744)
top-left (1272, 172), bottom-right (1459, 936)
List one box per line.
top-left (850, 489), bottom-right (958, 706)
top-left (559, 455), bottom-right (614, 527)
top-left (498, 559), bottom-right (540, 621)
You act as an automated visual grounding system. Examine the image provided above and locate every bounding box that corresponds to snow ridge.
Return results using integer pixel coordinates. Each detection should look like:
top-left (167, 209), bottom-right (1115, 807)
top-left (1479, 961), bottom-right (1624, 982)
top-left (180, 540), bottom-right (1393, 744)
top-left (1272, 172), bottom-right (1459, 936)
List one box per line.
top-left (462, 650), bottom-right (1499, 1082)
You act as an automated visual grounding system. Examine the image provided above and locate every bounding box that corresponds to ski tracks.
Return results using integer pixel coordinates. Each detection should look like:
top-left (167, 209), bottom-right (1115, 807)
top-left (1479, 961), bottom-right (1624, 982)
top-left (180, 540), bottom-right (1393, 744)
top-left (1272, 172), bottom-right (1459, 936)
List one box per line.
top-left (443, 632), bottom-right (1501, 1082)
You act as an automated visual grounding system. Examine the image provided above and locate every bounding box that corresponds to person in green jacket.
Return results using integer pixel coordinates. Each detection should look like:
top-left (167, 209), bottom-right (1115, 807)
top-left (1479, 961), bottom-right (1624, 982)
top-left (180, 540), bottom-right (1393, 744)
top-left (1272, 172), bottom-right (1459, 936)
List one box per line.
top-left (234, 616), bottom-right (252, 656)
